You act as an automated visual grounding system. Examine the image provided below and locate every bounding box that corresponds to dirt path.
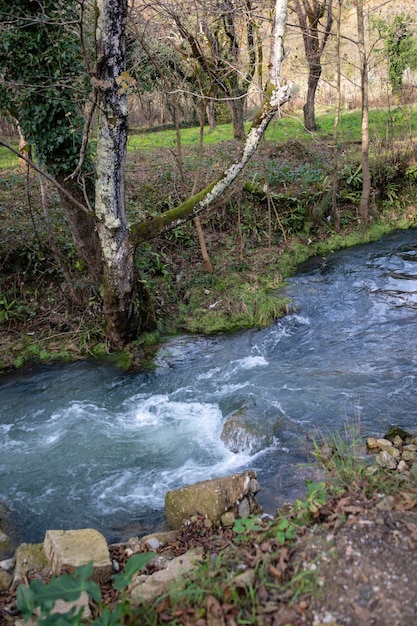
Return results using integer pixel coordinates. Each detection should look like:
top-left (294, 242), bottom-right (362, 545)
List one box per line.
top-left (303, 507), bottom-right (417, 625)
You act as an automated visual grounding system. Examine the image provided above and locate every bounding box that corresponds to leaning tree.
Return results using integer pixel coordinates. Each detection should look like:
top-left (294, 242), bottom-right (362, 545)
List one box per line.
top-left (0, 0), bottom-right (290, 348)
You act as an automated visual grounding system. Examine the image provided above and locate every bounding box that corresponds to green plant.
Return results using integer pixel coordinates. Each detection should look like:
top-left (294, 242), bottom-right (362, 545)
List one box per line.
top-left (291, 481), bottom-right (330, 526)
top-left (17, 552), bottom-right (155, 626)
top-left (405, 164), bottom-right (417, 184)
top-left (381, 181), bottom-right (400, 209)
top-left (232, 516), bottom-right (265, 542)
top-left (274, 517), bottom-right (297, 544)
top-left (0, 296), bottom-right (33, 325)
top-left (343, 163), bottom-right (363, 189)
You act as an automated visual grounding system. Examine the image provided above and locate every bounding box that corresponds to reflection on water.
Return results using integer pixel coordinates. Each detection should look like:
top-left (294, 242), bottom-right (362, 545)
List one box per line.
top-left (1, 229), bottom-right (417, 544)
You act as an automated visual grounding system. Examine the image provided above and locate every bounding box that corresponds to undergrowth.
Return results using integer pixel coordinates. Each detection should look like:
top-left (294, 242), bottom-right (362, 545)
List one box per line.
top-left (1, 107), bottom-right (417, 371)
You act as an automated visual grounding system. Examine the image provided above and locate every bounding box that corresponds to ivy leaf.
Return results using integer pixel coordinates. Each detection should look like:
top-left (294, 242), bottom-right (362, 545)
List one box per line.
top-left (16, 584), bottom-right (36, 621)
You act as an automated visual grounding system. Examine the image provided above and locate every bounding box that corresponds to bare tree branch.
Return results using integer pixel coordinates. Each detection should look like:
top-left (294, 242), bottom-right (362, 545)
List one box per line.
top-left (0, 140), bottom-right (91, 215)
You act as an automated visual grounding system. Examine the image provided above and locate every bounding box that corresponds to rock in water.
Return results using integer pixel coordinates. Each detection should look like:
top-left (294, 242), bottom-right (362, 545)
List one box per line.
top-left (165, 470), bottom-right (262, 528)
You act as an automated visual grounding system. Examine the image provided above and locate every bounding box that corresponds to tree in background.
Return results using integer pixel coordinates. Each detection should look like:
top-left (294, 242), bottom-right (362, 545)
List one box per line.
top-left (374, 13), bottom-right (417, 98)
top-left (290, 0), bottom-right (333, 131)
top-left (142, 0), bottom-right (264, 140)
top-left (356, 0), bottom-right (370, 222)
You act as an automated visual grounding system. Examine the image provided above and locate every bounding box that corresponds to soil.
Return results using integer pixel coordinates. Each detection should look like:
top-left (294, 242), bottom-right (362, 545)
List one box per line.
top-left (301, 507), bottom-right (417, 626)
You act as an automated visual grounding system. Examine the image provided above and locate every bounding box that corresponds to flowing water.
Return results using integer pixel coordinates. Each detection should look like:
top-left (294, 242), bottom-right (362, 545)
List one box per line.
top-left (2, 229), bottom-right (417, 545)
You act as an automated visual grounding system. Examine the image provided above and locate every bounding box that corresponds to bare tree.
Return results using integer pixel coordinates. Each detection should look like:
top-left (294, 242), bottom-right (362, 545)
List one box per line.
top-left (139, 0), bottom-right (265, 140)
top-left (290, 0), bottom-right (333, 131)
top-left (356, 0), bottom-right (370, 221)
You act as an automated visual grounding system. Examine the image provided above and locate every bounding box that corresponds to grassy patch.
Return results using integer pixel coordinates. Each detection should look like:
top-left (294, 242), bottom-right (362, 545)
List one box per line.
top-left (0, 143), bottom-right (19, 169)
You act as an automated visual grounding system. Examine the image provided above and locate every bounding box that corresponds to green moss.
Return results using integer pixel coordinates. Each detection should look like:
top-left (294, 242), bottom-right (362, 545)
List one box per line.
top-left (384, 426), bottom-right (412, 442)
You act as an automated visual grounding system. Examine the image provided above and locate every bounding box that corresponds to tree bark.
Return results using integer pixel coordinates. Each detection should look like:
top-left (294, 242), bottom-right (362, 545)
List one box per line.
top-left (229, 97), bottom-right (246, 140)
top-left (303, 63), bottom-right (321, 131)
top-left (331, 0), bottom-right (342, 231)
top-left (356, 0), bottom-right (370, 221)
top-left (94, 0), bottom-right (155, 346)
top-left (292, 0), bottom-right (333, 132)
top-left (56, 174), bottom-right (104, 284)
top-left (206, 99), bottom-right (216, 130)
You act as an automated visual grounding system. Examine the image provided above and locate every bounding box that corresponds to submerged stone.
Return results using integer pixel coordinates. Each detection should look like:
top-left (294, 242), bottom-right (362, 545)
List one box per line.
top-left (384, 426), bottom-right (411, 442)
top-left (219, 398), bottom-right (283, 454)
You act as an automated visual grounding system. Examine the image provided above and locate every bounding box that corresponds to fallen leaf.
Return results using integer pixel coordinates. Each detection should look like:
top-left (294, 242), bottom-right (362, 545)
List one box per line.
top-left (269, 564), bottom-right (283, 579)
top-left (230, 568), bottom-right (255, 589)
top-left (206, 595), bottom-right (225, 626)
top-left (402, 520), bottom-right (417, 540)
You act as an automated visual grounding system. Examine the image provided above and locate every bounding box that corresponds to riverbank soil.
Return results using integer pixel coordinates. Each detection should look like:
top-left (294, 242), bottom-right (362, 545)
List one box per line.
top-left (306, 507), bottom-right (417, 625)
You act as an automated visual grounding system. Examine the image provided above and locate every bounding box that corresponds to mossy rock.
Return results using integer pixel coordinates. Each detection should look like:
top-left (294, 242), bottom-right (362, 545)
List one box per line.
top-left (165, 471), bottom-right (259, 529)
top-left (383, 426), bottom-right (412, 443)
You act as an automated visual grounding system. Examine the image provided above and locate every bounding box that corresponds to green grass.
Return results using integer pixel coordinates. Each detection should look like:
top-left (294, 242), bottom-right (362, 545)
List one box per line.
top-left (0, 143), bottom-right (19, 169)
top-left (1, 106), bottom-right (416, 166)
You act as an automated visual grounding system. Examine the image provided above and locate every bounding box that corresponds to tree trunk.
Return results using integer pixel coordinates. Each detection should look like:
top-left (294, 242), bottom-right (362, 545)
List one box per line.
top-left (331, 0), bottom-right (342, 231)
top-left (206, 99), bottom-right (216, 130)
top-left (16, 120), bottom-right (31, 171)
top-left (229, 97), bottom-right (246, 140)
top-left (303, 64), bottom-right (321, 131)
top-left (356, 0), bottom-right (370, 222)
top-left (95, 0), bottom-right (155, 347)
top-left (292, 0), bottom-right (333, 133)
top-left (56, 174), bottom-right (104, 285)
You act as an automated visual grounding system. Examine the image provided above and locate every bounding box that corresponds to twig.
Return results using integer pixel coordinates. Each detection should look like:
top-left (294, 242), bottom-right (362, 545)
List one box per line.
top-left (0, 140), bottom-right (91, 215)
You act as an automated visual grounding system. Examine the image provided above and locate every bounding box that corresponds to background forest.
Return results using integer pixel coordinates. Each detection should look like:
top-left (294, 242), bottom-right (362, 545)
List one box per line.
top-left (0, 0), bottom-right (416, 371)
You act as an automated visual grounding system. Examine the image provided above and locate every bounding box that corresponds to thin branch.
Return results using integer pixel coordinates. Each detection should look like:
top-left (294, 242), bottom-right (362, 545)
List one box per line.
top-left (65, 94), bottom-right (98, 180)
top-left (0, 140), bottom-right (91, 215)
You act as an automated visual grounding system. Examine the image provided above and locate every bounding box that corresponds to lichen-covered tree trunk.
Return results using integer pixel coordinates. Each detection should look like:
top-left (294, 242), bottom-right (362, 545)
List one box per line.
top-left (95, 0), bottom-right (155, 347)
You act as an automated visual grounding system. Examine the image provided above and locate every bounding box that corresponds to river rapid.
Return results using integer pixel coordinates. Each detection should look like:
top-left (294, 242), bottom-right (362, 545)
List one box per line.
top-left (1, 229), bottom-right (417, 545)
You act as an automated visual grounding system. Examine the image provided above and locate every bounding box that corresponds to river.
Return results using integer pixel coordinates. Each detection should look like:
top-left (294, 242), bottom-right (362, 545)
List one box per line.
top-left (1, 228), bottom-right (417, 545)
